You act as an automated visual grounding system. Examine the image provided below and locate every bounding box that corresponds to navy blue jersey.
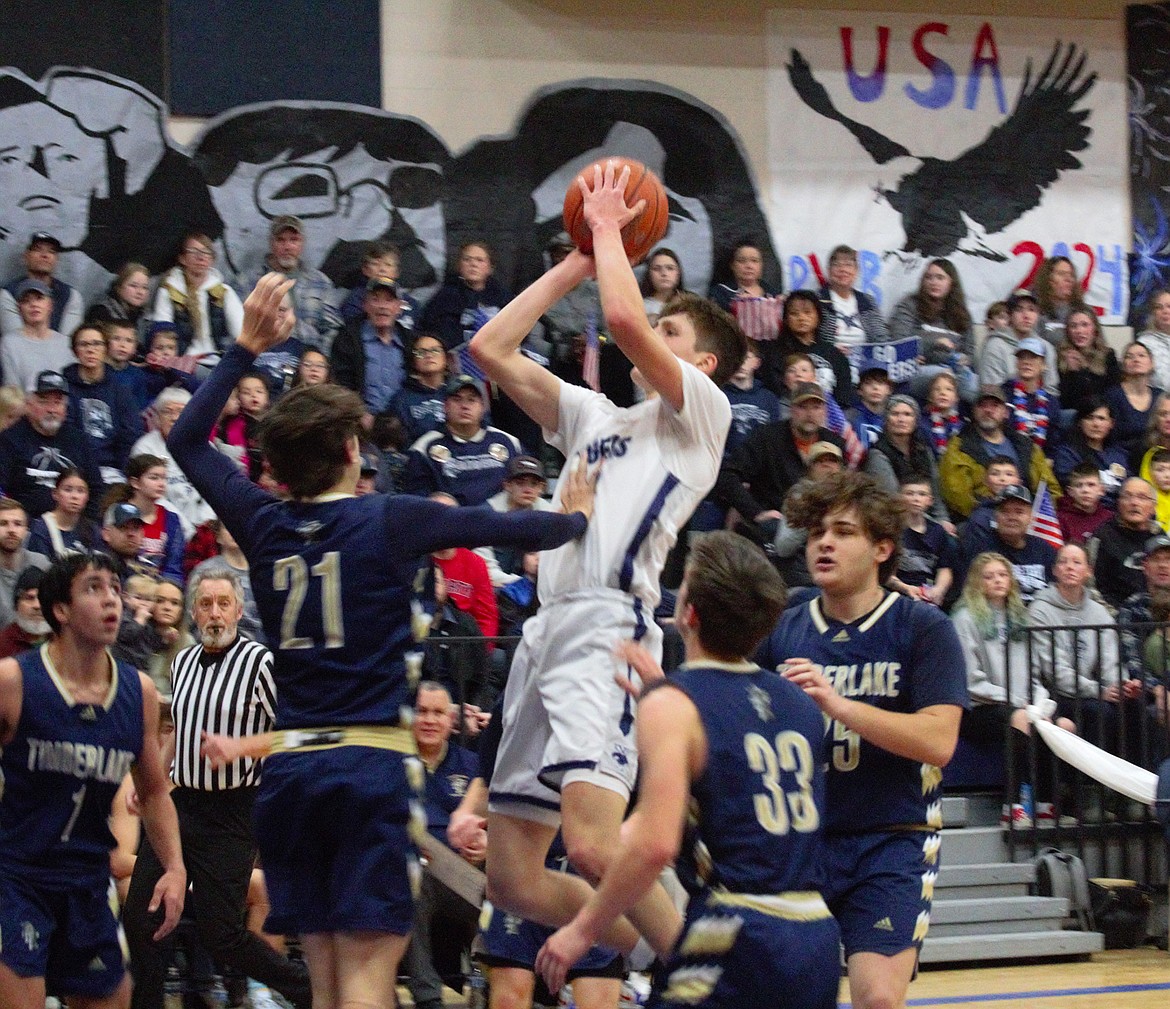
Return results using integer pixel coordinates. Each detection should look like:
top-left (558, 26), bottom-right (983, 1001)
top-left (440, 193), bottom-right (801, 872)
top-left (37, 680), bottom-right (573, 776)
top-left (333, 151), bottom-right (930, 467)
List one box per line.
top-left (723, 381), bottom-right (782, 456)
top-left (423, 742), bottom-right (480, 843)
top-left (0, 646), bottom-right (143, 885)
top-left (898, 519), bottom-right (959, 588)
top-left (168, 345), bottom-right (588, 730)
top-left (758, 594), bottom-right (967, 834)
top-left (403, 426), bottom-right (523, 505)
top-left (669, 661), bottom-right (827, 895)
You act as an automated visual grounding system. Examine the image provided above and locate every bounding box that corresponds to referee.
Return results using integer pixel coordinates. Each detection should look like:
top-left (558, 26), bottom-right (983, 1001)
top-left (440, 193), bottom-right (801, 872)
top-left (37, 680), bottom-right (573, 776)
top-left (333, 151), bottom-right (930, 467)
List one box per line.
top-left (124, 568), bottom-right (311, 1009)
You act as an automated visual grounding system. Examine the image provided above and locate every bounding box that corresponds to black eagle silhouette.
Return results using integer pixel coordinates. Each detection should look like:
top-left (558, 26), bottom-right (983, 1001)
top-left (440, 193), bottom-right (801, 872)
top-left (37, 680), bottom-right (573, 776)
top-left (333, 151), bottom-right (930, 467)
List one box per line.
top-left (786, 43), bottom-right (1096, 258)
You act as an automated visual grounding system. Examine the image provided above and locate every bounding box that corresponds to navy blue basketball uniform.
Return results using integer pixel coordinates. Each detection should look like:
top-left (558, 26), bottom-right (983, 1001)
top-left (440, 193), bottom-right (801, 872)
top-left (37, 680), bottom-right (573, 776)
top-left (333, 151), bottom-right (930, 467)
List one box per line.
top-left (758, 593), bottom-right (967, 957)
top-left (0, 645), bottom-right (143, 997)
top-left (648, 661), bottom-right (840, 1009)
top-left (168, 344), bottom-right (591, 935)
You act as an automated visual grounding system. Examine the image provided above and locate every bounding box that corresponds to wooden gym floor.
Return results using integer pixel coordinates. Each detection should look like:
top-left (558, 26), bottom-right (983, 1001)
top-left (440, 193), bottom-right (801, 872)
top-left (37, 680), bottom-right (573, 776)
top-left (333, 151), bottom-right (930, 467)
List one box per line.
top-left (842, 948), bottom-right (1170, 1008)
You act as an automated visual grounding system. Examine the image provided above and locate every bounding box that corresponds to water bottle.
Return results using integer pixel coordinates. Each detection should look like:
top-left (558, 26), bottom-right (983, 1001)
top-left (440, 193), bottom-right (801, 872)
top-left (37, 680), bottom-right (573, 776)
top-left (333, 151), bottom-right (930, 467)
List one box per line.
top-left (1019, 782), bottom-right (1034, 820)
top-left (467, 963), bottom-right (488, 1009)
top-left (163, 965), bottom-right (184, 1009)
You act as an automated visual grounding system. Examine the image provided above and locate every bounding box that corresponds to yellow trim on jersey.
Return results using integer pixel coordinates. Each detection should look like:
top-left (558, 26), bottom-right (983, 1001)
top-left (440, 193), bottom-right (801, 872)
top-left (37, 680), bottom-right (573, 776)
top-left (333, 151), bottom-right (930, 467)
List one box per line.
top-left (708, 889), bottom-right (831, 921)
top-left (270, 724), bottom-right (416, 755)
top-left (809, 592), bottom-right (899, 636)
top-left (40, 643), bottom-right (119, 711)
top-left (677, 660), bottom-right (759, 674)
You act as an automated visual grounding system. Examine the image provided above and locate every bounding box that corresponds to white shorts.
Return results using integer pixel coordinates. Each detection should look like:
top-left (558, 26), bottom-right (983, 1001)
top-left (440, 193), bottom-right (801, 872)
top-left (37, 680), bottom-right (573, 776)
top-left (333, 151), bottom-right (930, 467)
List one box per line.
top-left (488, 588), bottom-right (663, 826)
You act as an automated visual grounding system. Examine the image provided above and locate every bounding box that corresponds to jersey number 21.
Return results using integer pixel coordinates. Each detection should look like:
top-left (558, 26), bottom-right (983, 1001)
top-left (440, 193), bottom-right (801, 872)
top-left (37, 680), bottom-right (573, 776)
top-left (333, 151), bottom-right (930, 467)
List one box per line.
top-left (273, 552), bottom-right (345, 649)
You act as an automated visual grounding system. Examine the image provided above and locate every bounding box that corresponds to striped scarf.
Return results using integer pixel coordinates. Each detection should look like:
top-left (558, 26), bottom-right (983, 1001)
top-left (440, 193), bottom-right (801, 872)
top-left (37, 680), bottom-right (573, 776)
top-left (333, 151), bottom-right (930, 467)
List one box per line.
top-left (1010, 380), bottom-right (1052, 448)
top-left (927, 407), bottom-right (961, 456)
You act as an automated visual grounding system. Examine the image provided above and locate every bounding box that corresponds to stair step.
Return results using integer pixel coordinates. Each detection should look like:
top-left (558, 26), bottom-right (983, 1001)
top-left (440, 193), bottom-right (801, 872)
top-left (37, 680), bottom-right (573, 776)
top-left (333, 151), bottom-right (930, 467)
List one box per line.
top-left (919, 929), bottom-right (1103, 964)
top-left (939, 825), bottom-right (1008, 864)
top-left (941, 795), bottom-right (968, 828)
top-left (935, 861), bottom-right (1035, 898)
top-left (931, 895), bottom-right (1068, 924)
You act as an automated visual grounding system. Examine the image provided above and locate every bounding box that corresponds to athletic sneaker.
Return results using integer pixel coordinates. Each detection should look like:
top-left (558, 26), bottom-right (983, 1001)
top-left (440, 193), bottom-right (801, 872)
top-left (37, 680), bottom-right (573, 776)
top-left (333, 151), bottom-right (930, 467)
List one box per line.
top-left (619, 972), bottom-right (651, 1007)
top-left (1035, 802), bottom-right (1078, 828)
top-left (1000, 803), bottom-right (1033, 829)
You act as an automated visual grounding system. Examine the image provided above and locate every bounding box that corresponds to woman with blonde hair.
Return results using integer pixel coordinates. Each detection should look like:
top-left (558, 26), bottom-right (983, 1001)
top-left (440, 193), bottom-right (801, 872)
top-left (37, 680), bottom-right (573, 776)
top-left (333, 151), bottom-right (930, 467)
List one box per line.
top-left (951, 552), bottom-right (1074, 827)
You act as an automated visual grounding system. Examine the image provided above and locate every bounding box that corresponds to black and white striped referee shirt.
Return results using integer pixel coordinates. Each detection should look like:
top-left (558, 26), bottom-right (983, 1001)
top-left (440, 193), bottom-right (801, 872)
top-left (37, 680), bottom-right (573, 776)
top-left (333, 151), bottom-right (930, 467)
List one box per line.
top-left (169, 636), bottom-right (276, 790)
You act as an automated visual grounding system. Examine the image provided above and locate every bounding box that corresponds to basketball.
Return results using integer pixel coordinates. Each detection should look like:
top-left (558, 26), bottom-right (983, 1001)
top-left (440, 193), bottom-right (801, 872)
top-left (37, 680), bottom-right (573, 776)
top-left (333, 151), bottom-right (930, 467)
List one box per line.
top-left (562, 157), bottom-right (669, 264)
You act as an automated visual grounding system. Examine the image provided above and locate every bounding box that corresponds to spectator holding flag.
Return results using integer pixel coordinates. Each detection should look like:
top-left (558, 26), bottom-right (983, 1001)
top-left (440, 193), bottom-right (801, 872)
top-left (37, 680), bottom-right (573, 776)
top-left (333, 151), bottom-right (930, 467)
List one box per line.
top-left (1028, 481), bottom-right (1066, 550)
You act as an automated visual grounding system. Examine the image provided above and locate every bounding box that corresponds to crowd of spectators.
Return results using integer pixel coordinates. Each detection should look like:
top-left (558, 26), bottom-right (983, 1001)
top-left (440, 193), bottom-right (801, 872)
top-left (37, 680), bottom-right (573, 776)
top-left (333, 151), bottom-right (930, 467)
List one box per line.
top-left (2, 219), bottom-right (1170, 996)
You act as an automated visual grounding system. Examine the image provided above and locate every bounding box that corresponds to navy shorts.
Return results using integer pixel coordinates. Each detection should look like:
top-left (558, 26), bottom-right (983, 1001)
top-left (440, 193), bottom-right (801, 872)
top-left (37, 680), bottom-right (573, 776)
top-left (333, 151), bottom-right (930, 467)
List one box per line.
top-left (648, 890), bottom-right (840, 1009)
top-left (255, 746), bottom-right (425, 935)
top-left (477, 900), bottom-right (623, 979)
top-left (0, 870), bottom-right (125, 998)
top-left (821, 830), bottom-right (940, 958)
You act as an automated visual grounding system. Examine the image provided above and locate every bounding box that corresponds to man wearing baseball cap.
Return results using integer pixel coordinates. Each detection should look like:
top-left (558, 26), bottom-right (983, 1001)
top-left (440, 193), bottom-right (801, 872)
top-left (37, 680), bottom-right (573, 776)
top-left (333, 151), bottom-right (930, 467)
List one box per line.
top-left (330, 276), bottom-right (412, 426)
top-left (481, 455), bottom-right (552, 586)
top-left (713, 381), bottom-right (847, 544)
top-left (957, 483), bottom-right (1057, 601)
top-left (0, 371), bottom-right (104, 521)
top-left (241, 215), bottom-right (340, 353)
top-left (0, 277), bottom-right (77, 394)
top-left (1001, 335), bottom-right (1061, 451)
top-left (940, 384), bottom-right (1060, 519)
top-left (0, 232), bottom-right (83, 340)
top-left (403, 375), bottom-right (523, 506)
top-left (97, 502), bottom-right (149, 584)
top-left (978, 288), bottom-right (1059, 392)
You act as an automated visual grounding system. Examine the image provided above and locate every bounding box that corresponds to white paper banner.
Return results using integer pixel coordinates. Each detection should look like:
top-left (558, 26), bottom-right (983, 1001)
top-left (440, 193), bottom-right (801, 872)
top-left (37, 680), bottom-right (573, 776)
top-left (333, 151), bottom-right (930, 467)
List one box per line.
top-left (766, 12), bottom-right (1130, 323)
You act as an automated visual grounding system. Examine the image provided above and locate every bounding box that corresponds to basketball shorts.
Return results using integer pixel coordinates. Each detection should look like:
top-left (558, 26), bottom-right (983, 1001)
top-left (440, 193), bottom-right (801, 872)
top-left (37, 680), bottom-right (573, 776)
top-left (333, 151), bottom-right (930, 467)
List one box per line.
top-left (0, 868), bottom-right (126, 998)
top-left (648, 889), bottom-right (840, 1009)
top-left (477, 899), bottom-right (623, 978)
top-left (489, 588), bottom-right (661, 825)
top-left (254, 745), bottom-right (426, 935)
top-left (821, 829), bottom-right (941, 958)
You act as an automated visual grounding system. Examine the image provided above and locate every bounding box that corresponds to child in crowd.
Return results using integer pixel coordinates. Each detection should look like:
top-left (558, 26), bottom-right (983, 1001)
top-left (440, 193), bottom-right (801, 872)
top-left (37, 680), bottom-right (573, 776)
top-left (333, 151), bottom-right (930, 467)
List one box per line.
top-left (146, 576), bottom-right (193, 699)
top-left (888, 475), bottom-right (958, 606)
top-left (124, 454), bottom-right (186, 582)
top-left (1056, 463), bottom-right (1113, 545)
top-left (848, 364), bottom-right (891, 449)
top-left (919, 371), bottom-right (965, 458)
top-left (236, 371), bottom-right (271, 479)
top-left (967, 459), bottom-right (1024, 535)
top-left (113, 572), bottom-right (161, 671)
top-left (1149, 449), bottom-right (1170, 531)
top-left (340, 241), bottom-right (417, 329)
top-left (723, 340), bottom-right (781, 456)
top-left (779, 352), bottom-right (866, 467)
top-left (27, 468), bottom-right (99, 557)
top-left (986, 300), bottom-right (1010, 335)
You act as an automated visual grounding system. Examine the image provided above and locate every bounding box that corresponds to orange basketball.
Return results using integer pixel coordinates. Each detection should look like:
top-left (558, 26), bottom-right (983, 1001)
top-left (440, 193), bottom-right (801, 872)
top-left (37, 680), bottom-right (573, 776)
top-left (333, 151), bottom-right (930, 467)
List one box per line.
top-left (562, 157), bottom-right (670, 264)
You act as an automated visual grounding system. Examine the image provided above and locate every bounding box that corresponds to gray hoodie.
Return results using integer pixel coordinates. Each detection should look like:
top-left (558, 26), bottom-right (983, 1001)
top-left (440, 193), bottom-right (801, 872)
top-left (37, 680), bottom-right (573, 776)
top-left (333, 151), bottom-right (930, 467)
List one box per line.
top-left (952, 606), bottom-right (1050, 709)
top-left (1027, 584), bottom-right (1119, 698)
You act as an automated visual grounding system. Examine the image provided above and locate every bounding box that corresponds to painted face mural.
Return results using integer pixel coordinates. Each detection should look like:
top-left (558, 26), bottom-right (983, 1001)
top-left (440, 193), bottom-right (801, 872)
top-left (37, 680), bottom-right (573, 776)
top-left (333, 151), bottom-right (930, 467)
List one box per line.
top-left (192, 106), bottom-right (451, 294)
top-left (0, 69), bottom-right (220, 292)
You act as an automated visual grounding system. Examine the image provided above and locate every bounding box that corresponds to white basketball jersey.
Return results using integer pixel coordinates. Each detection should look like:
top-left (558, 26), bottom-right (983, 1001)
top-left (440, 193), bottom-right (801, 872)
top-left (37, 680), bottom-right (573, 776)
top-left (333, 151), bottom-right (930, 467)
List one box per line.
top-left (539, 361), bottom-right (731, 609)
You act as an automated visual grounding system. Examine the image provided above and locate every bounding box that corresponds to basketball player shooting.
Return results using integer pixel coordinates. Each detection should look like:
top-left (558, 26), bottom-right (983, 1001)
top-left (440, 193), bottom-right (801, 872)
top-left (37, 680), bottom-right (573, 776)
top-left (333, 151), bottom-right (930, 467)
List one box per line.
top-left (469, 160), bottom-right (747, 959)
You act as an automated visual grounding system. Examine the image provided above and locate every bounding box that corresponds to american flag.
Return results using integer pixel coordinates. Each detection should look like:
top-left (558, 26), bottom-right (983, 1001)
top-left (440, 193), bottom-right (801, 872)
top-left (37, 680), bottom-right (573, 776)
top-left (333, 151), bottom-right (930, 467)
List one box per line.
top-left (1028, 483), bottom-right (1064, 548)
top-left (582, 310), bottom-right (600, 392)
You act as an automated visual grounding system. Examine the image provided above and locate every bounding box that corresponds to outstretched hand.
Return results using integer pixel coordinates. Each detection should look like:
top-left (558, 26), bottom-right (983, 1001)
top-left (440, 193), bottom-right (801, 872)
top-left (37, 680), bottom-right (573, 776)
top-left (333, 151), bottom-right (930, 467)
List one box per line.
top-left (614, 640), bottom-right (665, 699)
top-left (578, 160), bottom-right (646, 237)
top-left (238, 273), bottom-right (296, 355)
top-left (536, 922), bottom-right (594, 997)
top-left (558, 454), bottom-right (600, 523)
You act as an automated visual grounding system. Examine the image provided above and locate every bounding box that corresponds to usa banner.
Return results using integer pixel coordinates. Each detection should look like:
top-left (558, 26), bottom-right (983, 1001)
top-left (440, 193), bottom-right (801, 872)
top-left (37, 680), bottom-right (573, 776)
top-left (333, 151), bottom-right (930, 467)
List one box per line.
top-left (766, 12), bottom-right (1129, 323)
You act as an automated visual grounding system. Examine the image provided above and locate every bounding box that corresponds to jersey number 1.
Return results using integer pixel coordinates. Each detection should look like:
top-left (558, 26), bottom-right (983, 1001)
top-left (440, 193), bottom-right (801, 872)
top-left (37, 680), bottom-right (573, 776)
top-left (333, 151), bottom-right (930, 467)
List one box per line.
top-left (273, 552), bottom-right (344, 650)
